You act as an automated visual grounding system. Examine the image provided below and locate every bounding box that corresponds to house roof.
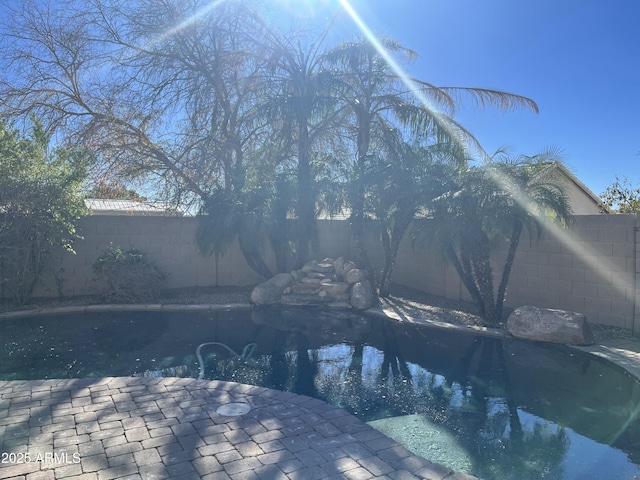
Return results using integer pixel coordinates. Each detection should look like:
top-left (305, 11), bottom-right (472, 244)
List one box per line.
top-left (538, 162), bottom-right (609, 214)
top-left (85, 199), bottom-right (183, 216)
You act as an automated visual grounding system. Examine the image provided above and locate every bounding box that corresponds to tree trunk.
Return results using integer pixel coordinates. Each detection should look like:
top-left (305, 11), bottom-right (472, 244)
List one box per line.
top-left (294, 121), bottom-right (314, 269)
top-left (238, 235), bottom-right (272, 278)
top-left (447, 244), bottom-right (485, 317)
top-left (378, 215), bottom-right (412, 297)
top-left (470, 234), bottom-right (497, 326)
top-left (495, 220), bottom-right (523, 324)
top-left (349, 190), bottom-right (377, 296)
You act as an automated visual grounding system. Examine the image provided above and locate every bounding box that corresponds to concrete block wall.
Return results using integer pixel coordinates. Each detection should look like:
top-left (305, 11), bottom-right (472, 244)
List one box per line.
top-left (392, 214), bottom-right (638, 330)
top-left (509, 215), bottom-right (636, 329)
top-left (34, 217), bottom-right (356, 298)
top-left (22, 213), bottom-right (640, 331)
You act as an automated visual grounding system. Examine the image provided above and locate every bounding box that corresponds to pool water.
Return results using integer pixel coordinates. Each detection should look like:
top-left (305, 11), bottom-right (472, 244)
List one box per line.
top-left (2, 307), bottom-right (640, 479)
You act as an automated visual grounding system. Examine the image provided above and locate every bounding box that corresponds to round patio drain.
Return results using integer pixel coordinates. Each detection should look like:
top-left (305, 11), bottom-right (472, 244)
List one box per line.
top-left (216, 402), bottom-right (251, 416)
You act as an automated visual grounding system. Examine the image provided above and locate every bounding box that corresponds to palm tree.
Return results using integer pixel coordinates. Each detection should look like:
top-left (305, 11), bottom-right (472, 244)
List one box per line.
top-left (413, 149), bottom-right (573, 326)
top-left (363, 135), bottom-right (464, 297)
top-left (257, 26), bottom-right (341, 269)
top-left (196, 189), bottom-right (274, 279)
top-left (324, 37), bottom-right (539, 297)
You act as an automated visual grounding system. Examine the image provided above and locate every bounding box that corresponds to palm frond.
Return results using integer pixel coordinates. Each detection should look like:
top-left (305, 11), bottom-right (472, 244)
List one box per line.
top-left (430, 86), bottom-right (539, 114)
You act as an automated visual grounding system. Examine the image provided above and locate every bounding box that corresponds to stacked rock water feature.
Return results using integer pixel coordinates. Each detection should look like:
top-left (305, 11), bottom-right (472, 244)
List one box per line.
top-left (250, 257), bottom-right (373, 310)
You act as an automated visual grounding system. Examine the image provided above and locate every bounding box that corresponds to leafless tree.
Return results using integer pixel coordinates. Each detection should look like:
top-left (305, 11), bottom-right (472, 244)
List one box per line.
top-left (0, 0), bottom-right (268, 208)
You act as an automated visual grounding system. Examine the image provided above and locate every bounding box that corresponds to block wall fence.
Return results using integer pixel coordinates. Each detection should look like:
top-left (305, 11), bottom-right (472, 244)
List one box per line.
top-left (29, 213), bottom-right (640, 331)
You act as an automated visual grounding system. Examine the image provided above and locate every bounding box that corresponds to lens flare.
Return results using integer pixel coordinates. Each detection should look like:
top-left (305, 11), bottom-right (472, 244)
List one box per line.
top-left (336, 0), bottom-right (466, 150)
top-left (158, 0), bottom-right (228, 41)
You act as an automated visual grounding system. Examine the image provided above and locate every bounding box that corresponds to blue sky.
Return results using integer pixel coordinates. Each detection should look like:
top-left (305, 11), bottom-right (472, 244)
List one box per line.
top-left (289, 0), bottom-right (640, 196)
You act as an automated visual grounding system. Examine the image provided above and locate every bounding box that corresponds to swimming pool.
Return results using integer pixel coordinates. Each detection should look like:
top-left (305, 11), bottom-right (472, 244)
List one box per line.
top-left (1, 307), bottom-right (639, 479)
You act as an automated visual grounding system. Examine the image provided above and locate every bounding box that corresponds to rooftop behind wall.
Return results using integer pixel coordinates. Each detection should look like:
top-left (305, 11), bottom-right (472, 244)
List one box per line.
top-left (23, 213), bottom-right (640, 332)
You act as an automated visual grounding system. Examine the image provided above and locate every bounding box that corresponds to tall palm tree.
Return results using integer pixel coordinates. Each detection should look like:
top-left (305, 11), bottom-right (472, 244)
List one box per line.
top-left (413, 149), bottom-right (573, 326)
top-left (257, 26), bottom-right (341, 269)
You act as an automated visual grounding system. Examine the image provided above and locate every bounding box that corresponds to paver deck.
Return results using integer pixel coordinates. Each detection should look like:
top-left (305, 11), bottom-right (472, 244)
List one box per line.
top-left (575, 338), bottom-right (640, 379)
top-left (0, 377), bottom-right (474, 480)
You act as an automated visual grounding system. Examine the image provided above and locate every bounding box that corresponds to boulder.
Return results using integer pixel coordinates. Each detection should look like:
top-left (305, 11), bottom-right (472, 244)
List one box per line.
top-left (270, 273), bottom-right (295, 289)
top-left (291, 283), bottom-right (322, 295)
top-left (315, 261), bottom-right (335, 273)
top-left (342, 261), bottom-right (357, 278)
top-left (306, 272), bottom-right (327, 279)
top-left (301, 261), bottom-right (318, 273)
top-left (507, 306), bottom-right (594, 345)
top-left (251, 281), bottom-right (283, 305)
top-left (346, 268), bottom-right (367, 284)
top-left (322, 282), bottom-right (350, 296)
top-left (350, 280), bottom-right (373, 310)
top-left (301, 277), bottom-right (323, 285)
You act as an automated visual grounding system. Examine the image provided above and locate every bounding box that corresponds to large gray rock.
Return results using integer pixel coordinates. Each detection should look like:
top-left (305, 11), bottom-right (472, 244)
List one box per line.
top-left (350, 280), bottom-right (373, 310)
top-left (507, 306), bottom-right (594, 345)
top-left (251, 281), bottom-right (283, 305)
top-left (301, 261), bottom-right (319, 273)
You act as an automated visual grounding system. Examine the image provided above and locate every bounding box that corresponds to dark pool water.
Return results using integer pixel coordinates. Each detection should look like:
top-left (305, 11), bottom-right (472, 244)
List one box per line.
top-left (1, 307), bottom-right (640, 479)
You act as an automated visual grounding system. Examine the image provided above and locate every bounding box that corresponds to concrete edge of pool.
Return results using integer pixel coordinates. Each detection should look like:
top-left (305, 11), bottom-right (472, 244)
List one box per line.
top-left (2, 303), bottom-right (640, 480)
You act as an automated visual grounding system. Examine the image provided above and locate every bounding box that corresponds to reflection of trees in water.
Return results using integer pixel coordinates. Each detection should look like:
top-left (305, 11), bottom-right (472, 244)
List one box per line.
top-left (313, 323), bottom-right (418, 419)
top-left (193, 318), bottom-right (573, 479)
top-left (311, 329), bottom-right (570, 479)
top-left (425, 337), bottom-right (570, 479)
top-left (291, 332), bottom-right (319, 398)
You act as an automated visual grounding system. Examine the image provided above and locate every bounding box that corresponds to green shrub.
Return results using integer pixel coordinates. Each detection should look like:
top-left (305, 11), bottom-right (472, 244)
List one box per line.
top-left (0, 120), bottom-right (89, 304)
top-left (93, 245), bottom-right (167, 303)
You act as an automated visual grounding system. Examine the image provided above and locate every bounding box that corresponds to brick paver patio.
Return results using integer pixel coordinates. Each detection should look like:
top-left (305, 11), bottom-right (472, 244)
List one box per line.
top-left (0, 377), bottom-right (474, 480)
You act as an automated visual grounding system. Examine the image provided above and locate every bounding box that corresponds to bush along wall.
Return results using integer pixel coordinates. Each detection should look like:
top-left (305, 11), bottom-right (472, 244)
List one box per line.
top-left (93, 245), bottom-right (167, 303)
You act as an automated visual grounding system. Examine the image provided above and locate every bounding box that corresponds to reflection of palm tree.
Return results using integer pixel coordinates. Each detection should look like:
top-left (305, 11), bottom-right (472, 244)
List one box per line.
top-left (379, 323), bottom-right (415, 416)
top-left (339, 341), bottom-right (368, 415)
top-left (476, 418), bottom-right (569, 480)
top-left (291, 332), bottom-right (319, 398)
top-left (447, 336), bottom-right (570, 479)
top-left (268, 334), bottom-right (288, 391)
